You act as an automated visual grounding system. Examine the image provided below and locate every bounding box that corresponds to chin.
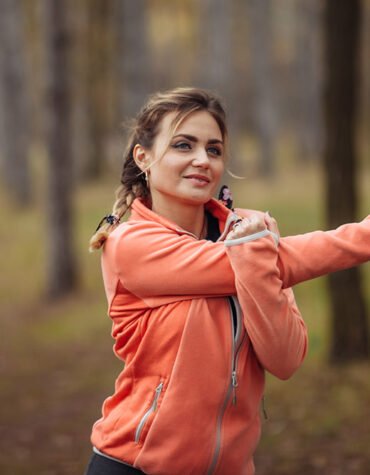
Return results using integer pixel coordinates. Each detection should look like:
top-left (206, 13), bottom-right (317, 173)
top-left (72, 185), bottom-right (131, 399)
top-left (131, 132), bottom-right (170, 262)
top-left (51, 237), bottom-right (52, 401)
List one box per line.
top-left (181, 194), bottom-right (213, 206)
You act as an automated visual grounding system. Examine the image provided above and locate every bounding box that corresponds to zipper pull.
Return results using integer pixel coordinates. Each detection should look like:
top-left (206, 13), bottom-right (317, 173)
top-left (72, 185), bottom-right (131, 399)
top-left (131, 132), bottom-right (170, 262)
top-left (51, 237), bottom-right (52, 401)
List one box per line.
top-left (153, 382), bottom-right (163, 411)
top-left (231, 370), bottom-right (238, 405)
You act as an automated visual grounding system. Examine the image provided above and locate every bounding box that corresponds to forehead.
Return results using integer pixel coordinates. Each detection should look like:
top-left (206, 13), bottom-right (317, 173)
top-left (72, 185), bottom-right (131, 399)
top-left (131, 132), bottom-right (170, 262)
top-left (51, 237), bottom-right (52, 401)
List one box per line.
top-left (160, 110), bottom-right (223, 140)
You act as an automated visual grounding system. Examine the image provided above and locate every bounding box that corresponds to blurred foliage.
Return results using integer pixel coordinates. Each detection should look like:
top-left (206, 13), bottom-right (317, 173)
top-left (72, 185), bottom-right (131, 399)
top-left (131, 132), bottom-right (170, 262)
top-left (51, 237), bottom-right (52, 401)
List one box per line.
top-left (3, 0), bottom-right (368, 177)
top-left (0, 0), bottom-right (369, 473)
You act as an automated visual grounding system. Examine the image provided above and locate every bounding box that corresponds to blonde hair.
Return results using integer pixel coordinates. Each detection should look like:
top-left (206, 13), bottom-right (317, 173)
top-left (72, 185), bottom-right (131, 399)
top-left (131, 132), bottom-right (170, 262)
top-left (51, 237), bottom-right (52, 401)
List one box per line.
top-left (89, 87), bottom-right (228, 251)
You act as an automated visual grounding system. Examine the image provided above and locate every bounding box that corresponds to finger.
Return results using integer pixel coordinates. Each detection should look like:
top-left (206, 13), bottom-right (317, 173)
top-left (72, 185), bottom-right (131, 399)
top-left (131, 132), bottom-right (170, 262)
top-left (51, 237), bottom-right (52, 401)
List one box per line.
top-left (248, 214), bottom-right (267, 233)
top-left (228, 218), bottom-right (248, 239)
top-left (229, 222), bottom-right (246, 238)
top-left (229, 215), bottom-right (265, 239)
top-left (232, 218), bottom-right (243, 231)
top-left (264, 211), bottom-right (279, 236)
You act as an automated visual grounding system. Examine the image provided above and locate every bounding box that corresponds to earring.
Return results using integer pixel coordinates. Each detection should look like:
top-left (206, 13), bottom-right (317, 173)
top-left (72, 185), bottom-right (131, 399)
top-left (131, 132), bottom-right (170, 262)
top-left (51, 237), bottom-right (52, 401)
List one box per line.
top-left (144, 171), bottom-right (149, 183)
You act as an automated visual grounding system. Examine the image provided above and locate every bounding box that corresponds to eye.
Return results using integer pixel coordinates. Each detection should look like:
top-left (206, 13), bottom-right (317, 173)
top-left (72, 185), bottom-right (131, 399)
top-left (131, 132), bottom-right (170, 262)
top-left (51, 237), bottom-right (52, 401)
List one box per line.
top-left (207, 146), bottom-right (222, 157)
top-left (173, 141), bottom-right (191, 150)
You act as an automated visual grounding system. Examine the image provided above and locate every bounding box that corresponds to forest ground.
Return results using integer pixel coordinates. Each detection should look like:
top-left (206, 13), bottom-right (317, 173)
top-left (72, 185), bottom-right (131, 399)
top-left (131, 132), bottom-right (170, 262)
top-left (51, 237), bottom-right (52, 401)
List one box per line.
top-left (1, 160), bottom-right (369, 475)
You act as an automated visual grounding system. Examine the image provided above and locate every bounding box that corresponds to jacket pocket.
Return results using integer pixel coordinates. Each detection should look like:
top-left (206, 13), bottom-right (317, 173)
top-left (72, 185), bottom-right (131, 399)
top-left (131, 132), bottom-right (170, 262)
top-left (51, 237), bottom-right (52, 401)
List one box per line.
top-left (135, 381), bottom-right (164, 444)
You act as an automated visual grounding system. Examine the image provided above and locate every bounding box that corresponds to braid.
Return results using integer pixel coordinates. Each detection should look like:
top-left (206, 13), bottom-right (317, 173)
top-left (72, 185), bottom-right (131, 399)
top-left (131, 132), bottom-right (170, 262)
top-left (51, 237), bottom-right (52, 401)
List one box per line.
top-left (113, 184), bottom-right (132, 217)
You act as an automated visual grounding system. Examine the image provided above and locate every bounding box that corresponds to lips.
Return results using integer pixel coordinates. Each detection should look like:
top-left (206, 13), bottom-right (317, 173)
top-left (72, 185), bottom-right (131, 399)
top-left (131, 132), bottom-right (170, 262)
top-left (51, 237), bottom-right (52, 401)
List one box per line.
top-left (184, 174), bottom-right (210, 183)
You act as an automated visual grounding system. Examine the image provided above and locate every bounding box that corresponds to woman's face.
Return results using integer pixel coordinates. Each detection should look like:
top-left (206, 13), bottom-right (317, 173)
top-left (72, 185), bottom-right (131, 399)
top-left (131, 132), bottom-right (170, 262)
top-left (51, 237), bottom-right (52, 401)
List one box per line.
top-left (142, 110), bottom-right (225, 210)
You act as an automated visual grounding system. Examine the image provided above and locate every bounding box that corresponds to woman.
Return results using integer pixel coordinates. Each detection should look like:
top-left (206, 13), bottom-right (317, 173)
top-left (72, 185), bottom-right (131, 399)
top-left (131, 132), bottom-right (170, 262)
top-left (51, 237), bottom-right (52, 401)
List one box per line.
top-left (86, 88), bottom-right (370, 475)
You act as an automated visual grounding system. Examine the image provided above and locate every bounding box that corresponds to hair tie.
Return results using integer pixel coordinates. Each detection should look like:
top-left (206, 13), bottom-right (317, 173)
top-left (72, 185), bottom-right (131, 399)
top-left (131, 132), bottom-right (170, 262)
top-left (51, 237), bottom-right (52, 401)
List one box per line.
top-left (95, 214), bottom-right (120, 232)
top-left (218, 185), bottom-right (233, 209)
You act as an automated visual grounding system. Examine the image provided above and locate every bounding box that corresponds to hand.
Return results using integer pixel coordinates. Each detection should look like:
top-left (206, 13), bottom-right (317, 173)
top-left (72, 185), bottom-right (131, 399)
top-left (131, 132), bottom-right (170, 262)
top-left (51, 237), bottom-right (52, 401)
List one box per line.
top-left (264, 211), bottom-right (280, 239)
top-left (227, 213), bottom-right (267, 240)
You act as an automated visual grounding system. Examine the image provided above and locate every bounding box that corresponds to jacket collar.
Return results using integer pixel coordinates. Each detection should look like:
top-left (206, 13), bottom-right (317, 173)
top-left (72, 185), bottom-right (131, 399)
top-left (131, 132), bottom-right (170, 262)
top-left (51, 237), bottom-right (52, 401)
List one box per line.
top-left (130, 198), bottom-right (238, 239)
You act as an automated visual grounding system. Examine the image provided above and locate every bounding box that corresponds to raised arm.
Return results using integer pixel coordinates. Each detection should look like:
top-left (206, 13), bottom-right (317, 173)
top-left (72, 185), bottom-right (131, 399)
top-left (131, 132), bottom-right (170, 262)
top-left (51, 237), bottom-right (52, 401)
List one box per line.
top-left (106, 222), bottom-right (236, 299)
top-left (277, 215), bottom-right (370, 288)
top-left (106, 215), bottom-right (370, 300)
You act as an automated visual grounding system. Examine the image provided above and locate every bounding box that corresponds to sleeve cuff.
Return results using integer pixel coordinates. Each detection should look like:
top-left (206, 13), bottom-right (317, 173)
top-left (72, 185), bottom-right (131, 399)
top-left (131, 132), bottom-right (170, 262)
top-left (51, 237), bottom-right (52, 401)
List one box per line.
top-left (224, 229), bottom-right (279, 248)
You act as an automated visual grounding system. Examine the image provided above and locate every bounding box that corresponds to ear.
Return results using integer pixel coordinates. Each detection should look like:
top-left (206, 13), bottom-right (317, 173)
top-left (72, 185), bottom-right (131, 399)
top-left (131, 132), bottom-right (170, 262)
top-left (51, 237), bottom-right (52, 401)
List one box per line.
top-left (133, 144), bottom-right (151, 172)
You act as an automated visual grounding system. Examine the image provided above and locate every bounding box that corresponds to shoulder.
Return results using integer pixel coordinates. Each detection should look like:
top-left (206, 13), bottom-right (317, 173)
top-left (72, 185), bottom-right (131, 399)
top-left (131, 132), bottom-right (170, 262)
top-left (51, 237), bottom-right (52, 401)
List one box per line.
top-left (105, 220), bottom-right (171, 254)
top-left (102, 219), bottom-right (187, 271)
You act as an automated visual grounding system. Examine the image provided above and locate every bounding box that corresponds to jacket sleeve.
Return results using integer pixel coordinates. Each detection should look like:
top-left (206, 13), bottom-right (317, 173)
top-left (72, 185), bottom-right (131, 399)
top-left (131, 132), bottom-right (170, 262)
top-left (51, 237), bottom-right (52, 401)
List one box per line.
top-left (108, 222), bottom-right (236, 299)
top-left (108, 215), bottom-right (370, 300)
top-left (226, 235), bottom-right (308, 380)
top-left (278, 215), bottom-right (370, 288)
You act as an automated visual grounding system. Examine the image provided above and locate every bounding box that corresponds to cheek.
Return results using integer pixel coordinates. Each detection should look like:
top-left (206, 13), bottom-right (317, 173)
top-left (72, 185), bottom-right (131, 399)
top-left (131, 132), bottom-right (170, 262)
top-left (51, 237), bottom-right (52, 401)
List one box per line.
top-left (214, 161), bottom-right (225, 179)
top-left (210, 163), bottom-right (224, 191)
top-left (149, 160), bottom-right (170, 178)
top-left (149, 161), bottom-right (179, 188)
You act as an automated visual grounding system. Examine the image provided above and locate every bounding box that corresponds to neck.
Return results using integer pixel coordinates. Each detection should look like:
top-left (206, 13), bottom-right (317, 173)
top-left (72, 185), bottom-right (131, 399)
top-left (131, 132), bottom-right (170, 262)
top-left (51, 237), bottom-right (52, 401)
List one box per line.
top-left (151, 197), bottom-right (206, 239)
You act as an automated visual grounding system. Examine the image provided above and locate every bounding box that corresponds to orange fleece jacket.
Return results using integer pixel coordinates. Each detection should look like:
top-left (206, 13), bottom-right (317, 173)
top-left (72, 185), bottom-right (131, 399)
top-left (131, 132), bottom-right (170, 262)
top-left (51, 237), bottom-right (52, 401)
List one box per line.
top-left (91, 198), bottom-right (369, 475)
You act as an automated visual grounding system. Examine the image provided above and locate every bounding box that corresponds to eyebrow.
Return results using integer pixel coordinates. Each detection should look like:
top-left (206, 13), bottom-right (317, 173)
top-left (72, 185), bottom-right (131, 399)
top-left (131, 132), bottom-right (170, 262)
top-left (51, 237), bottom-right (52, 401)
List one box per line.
top-left (172, 133), bottom-right (224, 145)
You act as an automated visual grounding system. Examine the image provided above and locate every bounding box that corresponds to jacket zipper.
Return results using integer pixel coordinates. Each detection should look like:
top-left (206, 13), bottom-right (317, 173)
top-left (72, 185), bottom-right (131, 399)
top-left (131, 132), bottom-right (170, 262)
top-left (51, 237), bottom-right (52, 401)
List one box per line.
top-left (230, 297), bottom-right (244, 406)
top-left (207, 296), bottom-right (245, 475)
top-left (135, 382), bottom-right (164, 443)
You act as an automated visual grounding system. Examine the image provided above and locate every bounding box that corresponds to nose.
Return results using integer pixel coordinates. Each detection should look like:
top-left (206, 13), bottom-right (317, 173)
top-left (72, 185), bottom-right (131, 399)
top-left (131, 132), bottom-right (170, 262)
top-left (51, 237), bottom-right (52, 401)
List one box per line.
top-left (192, 148), bottom-right (210, 168)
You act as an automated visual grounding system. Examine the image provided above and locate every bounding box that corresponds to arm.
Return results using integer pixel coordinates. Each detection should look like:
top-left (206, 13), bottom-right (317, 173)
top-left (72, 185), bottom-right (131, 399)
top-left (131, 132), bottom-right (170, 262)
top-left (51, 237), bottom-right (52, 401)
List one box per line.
top-left (278, 216), bottom-right (370, 288)
top-left (107, 214), bottom-right (369, 299)
top-left (107, 222), bottom-right (236, 299)
top-left (226, 234), bottom-right (308, 380)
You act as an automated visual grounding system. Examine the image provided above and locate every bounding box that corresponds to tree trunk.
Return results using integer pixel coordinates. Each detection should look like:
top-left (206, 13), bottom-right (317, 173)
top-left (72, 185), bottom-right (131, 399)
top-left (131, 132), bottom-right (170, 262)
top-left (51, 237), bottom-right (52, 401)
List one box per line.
top-left (43, 0), bottom-right (77, 299)
top-left (294, 0), bottom-right (323, 162)
top-left (323, 0), bottom-right (368, 363)
top-left (0, 0), bottom-right (31, 206)
top-left (247, 0), bottom-right (277, 178)
top-left (79, 0), bottom-right (115, 180)
top-left (117, 0), bottom-right (151, 119)
top-left (197, 0), bottom-right (233, 95)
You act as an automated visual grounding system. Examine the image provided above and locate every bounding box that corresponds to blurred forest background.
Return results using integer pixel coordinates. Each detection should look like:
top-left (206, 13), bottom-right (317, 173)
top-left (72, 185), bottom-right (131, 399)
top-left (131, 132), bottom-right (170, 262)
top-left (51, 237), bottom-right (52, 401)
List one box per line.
top-left (0, 0), bottom-right (369, 474)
